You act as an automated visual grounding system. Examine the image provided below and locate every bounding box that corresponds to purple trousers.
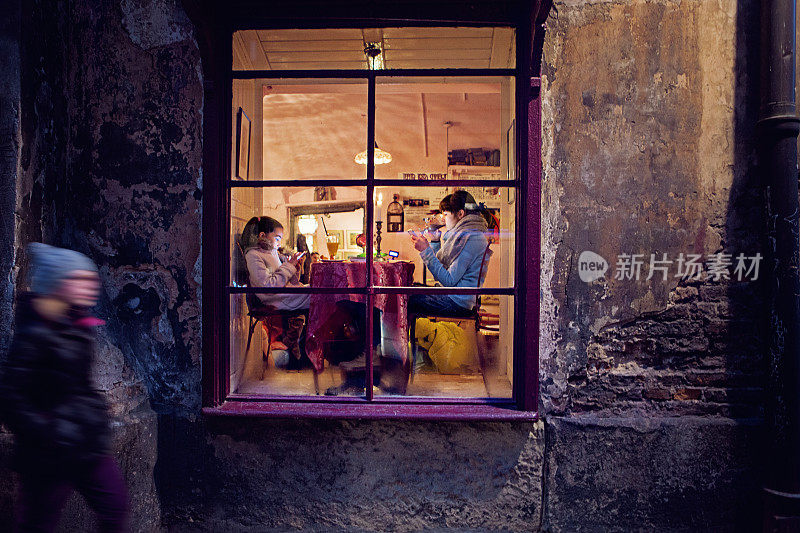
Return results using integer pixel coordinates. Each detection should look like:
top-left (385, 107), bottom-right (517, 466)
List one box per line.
top-left (15, 455), bottom-right (128, 533)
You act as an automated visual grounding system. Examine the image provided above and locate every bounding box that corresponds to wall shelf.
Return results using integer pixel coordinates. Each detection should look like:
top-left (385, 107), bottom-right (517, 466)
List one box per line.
top-left (447, 165), bottom-right (502, 180)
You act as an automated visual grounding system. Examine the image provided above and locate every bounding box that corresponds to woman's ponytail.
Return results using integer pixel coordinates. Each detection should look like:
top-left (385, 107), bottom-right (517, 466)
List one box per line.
top-left (440, 190), bottom-right (498, 242)
top-left (241, 217), bottom-right (260, 250)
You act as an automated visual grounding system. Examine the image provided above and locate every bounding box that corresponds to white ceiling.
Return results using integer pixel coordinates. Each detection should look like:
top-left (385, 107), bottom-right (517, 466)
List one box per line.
top-left (233, 27), bottom-right (516, 70)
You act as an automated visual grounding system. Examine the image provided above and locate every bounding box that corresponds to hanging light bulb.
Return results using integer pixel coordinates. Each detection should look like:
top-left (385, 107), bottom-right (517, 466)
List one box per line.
top-left (297, 215), bottom-right (318, 235)
top-left (355, 141), bottom-right (392, 165)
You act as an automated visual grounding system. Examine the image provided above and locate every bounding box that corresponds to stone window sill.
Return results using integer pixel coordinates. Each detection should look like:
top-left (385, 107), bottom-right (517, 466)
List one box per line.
top-left (202, 400), bottom-right (538, 421)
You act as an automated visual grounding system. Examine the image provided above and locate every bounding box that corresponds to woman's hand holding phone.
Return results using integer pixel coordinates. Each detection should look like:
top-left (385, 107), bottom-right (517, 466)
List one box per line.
top-left (408, 229), bottom-right (430, 252)
top-left (288, 251), bottom-right (306, 266)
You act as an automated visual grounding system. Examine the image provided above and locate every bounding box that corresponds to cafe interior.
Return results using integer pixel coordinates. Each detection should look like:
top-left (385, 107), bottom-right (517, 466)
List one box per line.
top-left (228, 27), bottom-right (518, 398)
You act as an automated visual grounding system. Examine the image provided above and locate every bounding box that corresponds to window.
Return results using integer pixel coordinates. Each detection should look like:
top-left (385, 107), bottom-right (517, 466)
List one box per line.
top-left (203, 21), bottom-right (540, 419)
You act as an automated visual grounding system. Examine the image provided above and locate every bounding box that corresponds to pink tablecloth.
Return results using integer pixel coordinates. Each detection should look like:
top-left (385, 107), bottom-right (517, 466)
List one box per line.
top-left (306, 261), bottom-right (414, 372)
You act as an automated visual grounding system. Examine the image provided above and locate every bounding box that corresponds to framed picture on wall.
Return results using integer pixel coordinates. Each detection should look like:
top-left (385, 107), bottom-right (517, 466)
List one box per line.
top-left (346, 230), bottom-right (361, 250)
top-left (236, 107), bottom-right (251, 179)
top-left (314, 186), bottom-right (336, 201)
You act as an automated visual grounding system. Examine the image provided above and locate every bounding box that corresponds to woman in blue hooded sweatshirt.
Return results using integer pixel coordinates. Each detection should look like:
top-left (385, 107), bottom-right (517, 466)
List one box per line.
top-left (409, 190), bottom-right (493, 314)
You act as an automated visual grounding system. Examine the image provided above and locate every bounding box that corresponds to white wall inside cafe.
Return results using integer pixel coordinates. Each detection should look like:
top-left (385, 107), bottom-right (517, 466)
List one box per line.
top-left (230, 78), bottom-right (264, 392)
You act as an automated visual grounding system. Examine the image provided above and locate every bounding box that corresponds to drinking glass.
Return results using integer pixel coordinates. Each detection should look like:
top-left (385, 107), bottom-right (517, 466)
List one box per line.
top-left (326, 234), bottom-right (340, 259)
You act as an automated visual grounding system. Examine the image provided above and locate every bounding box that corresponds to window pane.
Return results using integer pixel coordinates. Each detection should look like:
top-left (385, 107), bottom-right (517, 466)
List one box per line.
top-left (373, 293), bottom-right (514, 398)
top-left (230, 186), bottom-right (367, 287)
top-left (372, 185), bottom-right (515, 288)
top-left (233, 28), bottom-right (515, 71)
top-left (374, 76), bottom-right (515, 181)
top-left (230, 292), bottom-right (368, 397)
top-left (232, 78), bottom-right (368, 181)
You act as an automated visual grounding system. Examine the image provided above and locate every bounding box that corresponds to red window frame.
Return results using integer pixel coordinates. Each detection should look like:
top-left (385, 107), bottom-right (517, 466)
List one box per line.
top-left (199, 3), bottom-right (546, 420)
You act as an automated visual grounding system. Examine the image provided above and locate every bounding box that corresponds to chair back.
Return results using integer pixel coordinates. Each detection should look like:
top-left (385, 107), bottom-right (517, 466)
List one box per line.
top-left (476, 241), bottom-right (492, 287)
top-left (234, 234), bottom-right (273, 314)
top-left (474, 239), bottom-right (493, 311)
top-left (233, 234), bottom-right (250, 287)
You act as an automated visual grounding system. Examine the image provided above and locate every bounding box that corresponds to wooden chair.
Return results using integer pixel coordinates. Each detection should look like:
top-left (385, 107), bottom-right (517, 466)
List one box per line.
top-left (244, 294), bottom-right (317, 389)
top-left (238, 241), bottom-right (320, 394)
top-left (408, 241), bottom-right (494, 395)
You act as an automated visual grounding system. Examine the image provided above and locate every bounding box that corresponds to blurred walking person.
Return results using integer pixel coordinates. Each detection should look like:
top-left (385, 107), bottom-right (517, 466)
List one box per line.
top-left (0, 243), bottom-right (128, 532)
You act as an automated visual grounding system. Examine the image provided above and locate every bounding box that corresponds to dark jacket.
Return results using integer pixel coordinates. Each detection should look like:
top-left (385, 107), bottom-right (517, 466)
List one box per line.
top-left (0, 293), bottom-right (110, 472)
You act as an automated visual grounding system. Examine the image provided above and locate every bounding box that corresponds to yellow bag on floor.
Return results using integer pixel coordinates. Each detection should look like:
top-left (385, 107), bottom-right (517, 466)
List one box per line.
top-left (414, 318), bottom-right (477, 374)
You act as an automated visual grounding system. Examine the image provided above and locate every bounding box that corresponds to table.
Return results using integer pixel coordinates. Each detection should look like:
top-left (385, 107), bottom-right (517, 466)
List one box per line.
top-left (306, 260), bottom-right (414, 372)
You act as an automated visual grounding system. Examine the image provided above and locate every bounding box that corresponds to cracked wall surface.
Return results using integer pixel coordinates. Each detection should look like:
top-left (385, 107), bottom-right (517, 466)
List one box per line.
top-left (539, 0), bottom-right (763, 528)
top-left (540, 0), bottom-right (763, 419)
top-left (65, 0), bottom-right (203, 415)
top-left (0, 0), bottom-right (20, 358)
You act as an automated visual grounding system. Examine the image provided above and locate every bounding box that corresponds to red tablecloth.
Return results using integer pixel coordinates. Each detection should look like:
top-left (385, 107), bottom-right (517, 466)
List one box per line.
top-left (306, 261), bottom-right (414, 372)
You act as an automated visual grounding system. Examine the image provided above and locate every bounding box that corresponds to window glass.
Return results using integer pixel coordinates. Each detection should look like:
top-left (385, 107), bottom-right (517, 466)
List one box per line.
top-left (374, 76), bottom-right (515, 181)
top-left (230, 292), bottom-right (368, 397)
top-left (372, 185), bottom-right (515, 288)
top-left (227, 29), bottom-right (521, 404)
top-left (370, 293), bottom-right (514, 398)
top-left (230, 186), bottom-right (367, 287)
top-left (233, 28), bottom-right (516, 71)
top-left (232, 78), bottom-right (368, 181)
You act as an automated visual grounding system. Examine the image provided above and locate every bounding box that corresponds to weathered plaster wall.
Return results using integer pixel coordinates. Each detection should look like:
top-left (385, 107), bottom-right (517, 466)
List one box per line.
top-left (539, 0), bottom-right (763, 528)
top-left (543, 416), bottom-right (760, 528)
top-left (2, 0), bottom-right (199, 530)
top-left (56, 1), bottom-right (203, 527)
top-left (0, 0), bottom-right (20, 357)
top-left (541, 0), bottom-right (762, 417)
top-left (14, 0), bottom-right (70, 300)
top-left (65, 0), bottom-right (203, 416)
top-left (0, 0), bottom-right (21, 520)
top-left (161, 419), bottom-right (545, 531)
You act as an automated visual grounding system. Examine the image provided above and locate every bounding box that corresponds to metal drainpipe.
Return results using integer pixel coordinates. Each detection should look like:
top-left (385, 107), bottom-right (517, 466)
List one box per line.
top-left (759, 0), bottom-right (800, 526)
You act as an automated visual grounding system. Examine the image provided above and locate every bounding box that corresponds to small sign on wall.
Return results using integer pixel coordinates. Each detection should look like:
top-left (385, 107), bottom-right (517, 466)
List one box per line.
top-left (403, 199), bottom-right (432, 229)
top-left (400, 172), bottom-right (447, 180)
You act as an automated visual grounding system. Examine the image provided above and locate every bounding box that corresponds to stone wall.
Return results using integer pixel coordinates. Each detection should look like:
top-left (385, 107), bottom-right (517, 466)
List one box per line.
top-left (540, 0), bottom-right (762, 417)
top-left (2, 0), bottom-right (200, 530)
top-left (0, 0), bottom-right (775, 531)
top-left (0, 0), bottom-right (20, 357)
top-left (538, 0), bottom-right (763, 528)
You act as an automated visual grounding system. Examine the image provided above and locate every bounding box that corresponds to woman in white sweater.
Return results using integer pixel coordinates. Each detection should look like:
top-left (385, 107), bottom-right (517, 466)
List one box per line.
top-left (244, 216), bottom-right (309, 311)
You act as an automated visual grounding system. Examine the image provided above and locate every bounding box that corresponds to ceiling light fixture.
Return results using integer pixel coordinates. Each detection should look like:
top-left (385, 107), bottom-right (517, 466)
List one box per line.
top-left (364, 42), bottom-right (384, 70)
top-left (355, 141), bottom-right (392, 165)
top-left (354, 43), bottom-right (390, 165)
